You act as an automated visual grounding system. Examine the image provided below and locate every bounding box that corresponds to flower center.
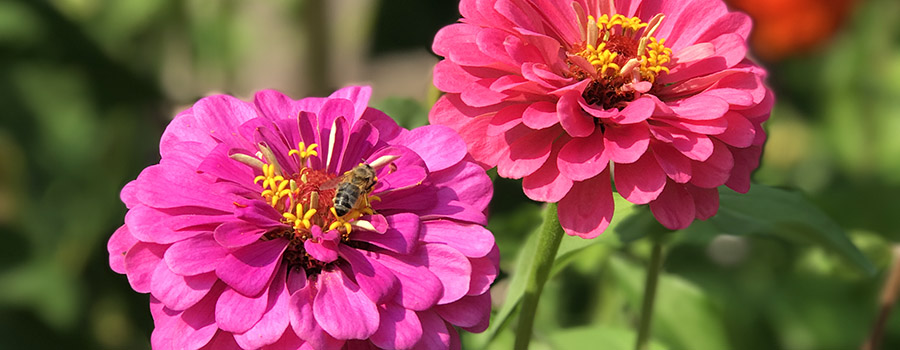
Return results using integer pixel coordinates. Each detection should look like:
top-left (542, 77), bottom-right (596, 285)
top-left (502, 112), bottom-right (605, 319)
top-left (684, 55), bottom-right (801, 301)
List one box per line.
top-left (567, 13), bottom-right (672, 109)
top-left (238, 142), bottom-right (379, 273)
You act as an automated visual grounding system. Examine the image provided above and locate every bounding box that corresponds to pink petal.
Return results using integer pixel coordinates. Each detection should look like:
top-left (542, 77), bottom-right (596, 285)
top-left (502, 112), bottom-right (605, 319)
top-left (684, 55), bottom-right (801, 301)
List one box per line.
top-left (216, 284), bottom-right (270, 333)
top-left (468, 245), bottom-right (500, 296)
top-left (216, 238), bottom-right (288, 297)
top-left (151, 283), bottom-right (224, 350)
top-left (435, 292), bottom-right (491, 332)
top-left (233, 267), bottom-right (291, 350)
top-left (260, 330), bottom-right (305, 350)
top-left (191, 94), bottom-right (260, 147)
top-left (352, 213), bottom-right (421, 255)
top-left (650, 126), bottom-right (714, 161)
top-left (522, 101), bottom-right (559, 129)
top-left (488, 104), bottom-right (528, 137)
top-left (421, 243), bottom-right (472, 304)
top-left (135, 164), bottom-right (235, 212)
top-left (374, 253), bottom-right (443, 311)
top-left (687, 185), bottom-right (719, 220)
top-left (199, 331), bottom-right (243, 350)
top-left (558, 173), bottom-right (614, 239)
top-left (396, 125), bottom-right (468, 172)
top-left (164, 233), bottom-right (228, 276)
top-left (604, 123), bottom-right (650, 164)
top-left (497, 126), bottom-right (559, 178)
top-left (151, 263), bottom-right (216, 311)
top-left (614, 151), bottom-right (666, 204)
top-left (651, 142), bottom-right (693, 183)
top-left (339, 246), bottom-right (400, 304)
top-left (313, 269), bottom-right (380, 339)
top-left (288, 283), bottom-right (319, 342)
top-left (433, 60), bottom-right (478, 93)
top-left (725, 145), bottom-right (762, 193)
top-left (120, 181), bottom-right (139, 208)
top-left (370, 303), bottom-right (424, 350)
top-left (716, 112), bottom-right (756, 148)
top-left (669, 94), bottom-right (730, 121)
top-left (339, 120), bottom-right (380, 173)
top-left (412, 311), bottom-right (450, 350)
top-left (108, 225), bottom-right (137, 274)
top-left (689, 140), bottom-right (734, 188)
top-left (649, 182), bottom-right (697, 230)
top-left (461, 78), bottom-right (510, 107)
top-left (430, 160), bottom-right (494, 212)
top-left (214, 220), bottom-right (268, 249)
top-left (329, 85), bottom-right (373, 121)
top-left (523, 136), bottom-right (573, 202)
top-left (558, 128), bottom-right (609, 181)
top-left (123, 242), bottom-right (166, 293)
top-left (421, 219), bottom-right (495, 258)
top-left (614, 96), bottom-right (656, 124)
top-left (558, 90), bottom-right (595, 137)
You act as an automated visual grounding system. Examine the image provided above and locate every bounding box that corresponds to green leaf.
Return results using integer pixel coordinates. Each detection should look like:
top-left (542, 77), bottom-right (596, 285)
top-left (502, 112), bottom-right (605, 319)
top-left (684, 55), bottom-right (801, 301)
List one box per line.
top-left (547, 325), bottom-right (668, 350)
top-left (608, 255), bottom-right (729, 350)
top-left (714, 185), bottom-right (876, 275)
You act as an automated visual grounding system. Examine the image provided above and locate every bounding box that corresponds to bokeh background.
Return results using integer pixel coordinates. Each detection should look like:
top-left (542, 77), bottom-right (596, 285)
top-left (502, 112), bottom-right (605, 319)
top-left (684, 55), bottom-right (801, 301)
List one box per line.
top-left (1, 0), bottom-right (898, 349)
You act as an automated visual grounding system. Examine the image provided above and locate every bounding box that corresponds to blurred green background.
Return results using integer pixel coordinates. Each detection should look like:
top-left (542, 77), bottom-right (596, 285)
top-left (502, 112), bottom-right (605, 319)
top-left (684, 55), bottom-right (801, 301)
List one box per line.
top-left (0, 0), bottom-right (898, 349)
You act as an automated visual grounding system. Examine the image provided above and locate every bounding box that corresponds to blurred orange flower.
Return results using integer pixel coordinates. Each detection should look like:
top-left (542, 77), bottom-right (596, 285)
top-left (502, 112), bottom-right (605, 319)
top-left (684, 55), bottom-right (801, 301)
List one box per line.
top-left (727, 0), bottom-right (857, 61)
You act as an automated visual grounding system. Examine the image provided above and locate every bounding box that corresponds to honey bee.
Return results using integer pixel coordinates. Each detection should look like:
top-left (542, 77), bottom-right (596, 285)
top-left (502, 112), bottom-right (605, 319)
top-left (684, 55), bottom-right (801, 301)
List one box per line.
top-left (322, 164), bottom-right (377, 217)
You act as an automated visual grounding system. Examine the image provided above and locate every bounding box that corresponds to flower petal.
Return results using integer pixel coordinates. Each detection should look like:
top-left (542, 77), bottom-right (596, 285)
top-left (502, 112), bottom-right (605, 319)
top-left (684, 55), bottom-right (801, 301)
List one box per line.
top-left (614, 151), bottom-right (667, 204)
top-left (604, 124), bottom-right (650, 164)
top-left (151, 263), bottom-right (216, 311)
top-left (108, 225), bottom-right (137, 274)
top-left (558, 128), bottom-right (609, 181)
top-left (558, 172), bottom-right (614, 239)
top-left (339, 246), bottom-right (400, 304)
top-left (233, 267), bottom-right (291, 350)
top-left (558, 90), bottom-right (595, 137)
top-left (421, 219), bottom-right (495, 258)
top-left (435, 292), bottom-right (491, 332)
top-left (649, 182), bottom-right (697, 230)
top-left (123, 242), bottom-right (166, 293)
top-left (216, 239), bottom-right (288, 297)
top-left (370, 303), bottom-right (423, 350)
top-left (215, 284), bottom-right (270, 333)
top-left (313, 269), bottom-right (380, 339)
top-left (164, 233), bottom-right (228, 276)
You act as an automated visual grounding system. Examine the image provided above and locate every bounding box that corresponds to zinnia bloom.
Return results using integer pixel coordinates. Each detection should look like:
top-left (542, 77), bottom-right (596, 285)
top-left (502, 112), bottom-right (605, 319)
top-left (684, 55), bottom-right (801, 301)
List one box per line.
top-left (109, 86), bottom-right (498, 349)
top-left (430, 0), bottom-right (773, 237)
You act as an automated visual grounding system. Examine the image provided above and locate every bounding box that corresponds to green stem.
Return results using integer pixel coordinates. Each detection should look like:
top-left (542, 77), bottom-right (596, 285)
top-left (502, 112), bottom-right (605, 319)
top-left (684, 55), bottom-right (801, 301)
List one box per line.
top-left (514, 202), bottom-right (565, 350)
top-left (635, 239), bottom-right (666, 350)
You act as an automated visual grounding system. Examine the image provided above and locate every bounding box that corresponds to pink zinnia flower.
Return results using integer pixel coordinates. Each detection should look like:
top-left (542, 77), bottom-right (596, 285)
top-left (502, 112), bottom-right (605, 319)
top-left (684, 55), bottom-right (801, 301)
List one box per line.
top-left (108, 86), bottom-right (498, 349)
top-left (430, 0), bottom-right (773, 238)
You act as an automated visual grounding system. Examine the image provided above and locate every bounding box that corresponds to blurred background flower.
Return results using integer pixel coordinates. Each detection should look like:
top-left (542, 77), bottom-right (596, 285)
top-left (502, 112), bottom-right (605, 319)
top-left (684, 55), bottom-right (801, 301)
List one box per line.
top-left (1, 0), bottom-right (899, 349)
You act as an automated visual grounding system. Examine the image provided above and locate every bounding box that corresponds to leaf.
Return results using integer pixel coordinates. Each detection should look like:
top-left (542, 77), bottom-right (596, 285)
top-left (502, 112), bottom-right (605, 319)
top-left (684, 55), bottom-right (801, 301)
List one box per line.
top-left (547, 325), bottom-right (668, 350)
top-left (608, 255), bottom-right (729, 350)
top-left (714, 185), bottom-right (876, 275)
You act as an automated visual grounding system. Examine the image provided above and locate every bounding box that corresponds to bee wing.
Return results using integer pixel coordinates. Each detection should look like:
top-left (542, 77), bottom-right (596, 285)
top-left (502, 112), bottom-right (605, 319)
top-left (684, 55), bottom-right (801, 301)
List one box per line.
top-left (318, 173), bottom-right (347, 190)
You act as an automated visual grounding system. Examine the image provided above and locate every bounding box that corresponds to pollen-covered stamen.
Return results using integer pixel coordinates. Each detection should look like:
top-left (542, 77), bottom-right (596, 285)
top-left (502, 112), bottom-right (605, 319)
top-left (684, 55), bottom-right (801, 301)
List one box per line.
top-left (288, 142), bottom-right (319, 167)
top-left (568, 13), bottom-right (673, 109)
top-left (237, 141), bottom-right (388, 273)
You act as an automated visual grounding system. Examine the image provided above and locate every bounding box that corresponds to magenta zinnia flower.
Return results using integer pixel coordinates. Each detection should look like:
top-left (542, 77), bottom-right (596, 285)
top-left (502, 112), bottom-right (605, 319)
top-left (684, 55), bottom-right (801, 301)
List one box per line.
top-left (430, 0), bottom-right (773, 237)
top-left (108, 86), bottom-right (498, 349)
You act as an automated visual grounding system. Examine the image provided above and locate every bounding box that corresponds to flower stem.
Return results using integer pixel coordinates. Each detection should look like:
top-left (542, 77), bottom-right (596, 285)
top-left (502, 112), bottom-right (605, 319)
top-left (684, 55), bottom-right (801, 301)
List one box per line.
top-left (862, 244), bottom-right (900, 350)
top-left (514, 202), bottom-right (565, 350)
top-left (635, 239), bottom-right (666, 350)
